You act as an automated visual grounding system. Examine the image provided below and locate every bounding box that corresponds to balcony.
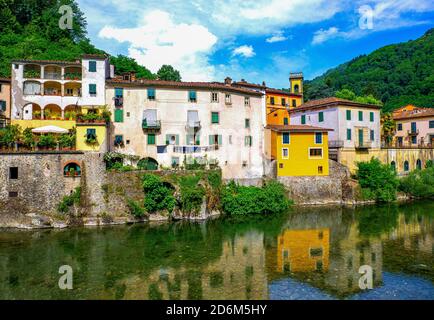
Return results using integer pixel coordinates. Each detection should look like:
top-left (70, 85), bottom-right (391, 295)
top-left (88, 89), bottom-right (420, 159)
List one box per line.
top-left (407, 129), bottom-right (419, 136)
top-left (355, 141), bottom-right (372, 150)
top-left (329, 140), bottom-right (344, 148)
top-left (142, 119), bottom-right (161, 131)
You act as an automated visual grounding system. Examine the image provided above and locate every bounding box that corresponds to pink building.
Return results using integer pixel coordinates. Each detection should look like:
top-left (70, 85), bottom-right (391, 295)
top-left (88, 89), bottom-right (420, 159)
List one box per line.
top-left (393, 106), bottom-right (434, 147)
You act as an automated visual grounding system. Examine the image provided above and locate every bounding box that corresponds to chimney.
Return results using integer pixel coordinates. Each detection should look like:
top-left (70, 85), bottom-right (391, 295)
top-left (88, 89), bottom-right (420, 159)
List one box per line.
top-left (224, 77), bottom-right (232, 85)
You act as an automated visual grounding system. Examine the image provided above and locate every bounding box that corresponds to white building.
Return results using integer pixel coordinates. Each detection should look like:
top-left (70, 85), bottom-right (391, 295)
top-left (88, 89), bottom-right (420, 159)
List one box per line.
top-left (290, 97), bottom-right (382, 164)
top-left (106, 75), bottom-right (266, 180)
top-left (11, 54), bottom-right (111, 120)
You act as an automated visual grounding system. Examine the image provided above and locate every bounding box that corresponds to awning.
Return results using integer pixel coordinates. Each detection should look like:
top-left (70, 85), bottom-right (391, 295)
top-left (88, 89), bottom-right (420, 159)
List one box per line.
top-left (32, 126), bottom-right (69, 134)
top-left (143, 109), bottom-right (158, 126)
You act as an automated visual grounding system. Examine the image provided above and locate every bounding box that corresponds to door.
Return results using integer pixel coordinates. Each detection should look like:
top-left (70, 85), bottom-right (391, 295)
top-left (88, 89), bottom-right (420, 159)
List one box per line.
top-left (358, 129), bottom-right (364, 146)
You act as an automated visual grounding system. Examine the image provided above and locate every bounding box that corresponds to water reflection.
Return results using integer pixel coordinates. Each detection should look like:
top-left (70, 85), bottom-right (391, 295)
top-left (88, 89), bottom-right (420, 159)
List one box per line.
top-left (0, 202), bottom-right (433, 300)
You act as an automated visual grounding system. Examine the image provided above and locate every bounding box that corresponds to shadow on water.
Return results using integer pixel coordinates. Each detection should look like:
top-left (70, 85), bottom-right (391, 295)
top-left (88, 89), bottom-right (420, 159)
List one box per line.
top-left (0, 202), bottom-right (432, 300)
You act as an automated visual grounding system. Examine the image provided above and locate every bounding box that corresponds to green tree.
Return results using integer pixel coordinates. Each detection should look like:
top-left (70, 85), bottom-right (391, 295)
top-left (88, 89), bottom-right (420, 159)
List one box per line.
top-left (157, 65), bottom-right (182, 82)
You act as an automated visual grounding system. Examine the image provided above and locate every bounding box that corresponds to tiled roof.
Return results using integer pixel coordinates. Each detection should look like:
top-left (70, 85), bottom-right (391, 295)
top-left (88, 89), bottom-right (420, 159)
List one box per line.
top-left (266, 124), bottom-right (334, 132)
top-left (393, 108), bottom-right (434, 120)
top-left (290, 97), bottom-right (382, 113)
top-left (106, 79), bottom-right (264, 96)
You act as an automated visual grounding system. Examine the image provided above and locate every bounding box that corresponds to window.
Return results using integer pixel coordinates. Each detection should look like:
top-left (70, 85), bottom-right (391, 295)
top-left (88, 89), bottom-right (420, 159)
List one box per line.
top-left (148, 134), bottom-right (156, 145)
top-left (346, 110), bottom-right (352, 121)
top-left (89, 84), bottom-right (97, 96)
top-left (370, 130), bottom-right (375, 141)
top-left (211, 112), bottom-right (220, 124)
top-left (318, 166), bottom-right (324, 174)
top-left (282, 132), bottom-right (290, 144)
top-left (301, 115), bottom-right (306, 125)
top-left (282, 148), bottom-right (289, 159)
top-left (284, 118), bottom-right (289, 125)
top-left (310, 148), bottom-right (323, 158)
top-left (148, 88), bottom-right (156, 100)
top-left (319, 112), bottom-right (324, 122)
top-left (281, 98), bottom-right (286, 106)
top-left (244, 97), bottom-right (250, 107)
top-left (0, 100), bottom-right (6, 112)
top-left (315, 132), bottom-right (323, 144)
top-left (89, 61), bottom-right (97, 72)
top-left (245, 119), bottom-right (250, 129)
top-left (245, 136), bottom-right (252, 147)
top-left (397, 123), bottom-right (403, 131)
top-left (429, 121), bottom-right (434, 129)
top-left (9, 167), bottom-right (18, 180)
top-left (115, 88), bottom-right (124, 98)
top-left (189, 91), bottom-right (197, 102)
top-left (114, 109), bottom-right (124, 123)
top-left (347, 129), bottom-right (352, 141)
top-left (358, 111), bottom-right (363, 121)
top-left (370, 112), bottom-right (374, 122)
top-left (225, 94), bottom-right (232, 104)
top-left (211, 92), bottom-right (218, 102)
top-left (114, 135), bottom-right (123, 146)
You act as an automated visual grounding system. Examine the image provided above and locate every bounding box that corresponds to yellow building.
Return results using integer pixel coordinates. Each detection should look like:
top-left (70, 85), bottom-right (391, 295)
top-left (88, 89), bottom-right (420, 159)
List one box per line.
top-left (277, 229), bottom-right (330, 273)
top-left (265, 125), bottom-right (332, 176)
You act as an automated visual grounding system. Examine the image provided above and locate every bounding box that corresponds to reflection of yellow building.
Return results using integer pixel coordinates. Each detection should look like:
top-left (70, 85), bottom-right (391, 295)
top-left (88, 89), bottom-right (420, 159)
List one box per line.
top-left (277, 229), bottom-right (330, 273)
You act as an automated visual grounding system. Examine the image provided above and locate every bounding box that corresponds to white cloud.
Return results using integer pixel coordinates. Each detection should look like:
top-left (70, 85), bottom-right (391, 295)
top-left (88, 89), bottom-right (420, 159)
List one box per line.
top-left (312, 27), bottom-right (340, 45)
top-left (232, 45), bottom-right (256, 58)
top-left (98, 10), bottom-right (218, 81)
top-left (266, 31), bottom-right (290, 43)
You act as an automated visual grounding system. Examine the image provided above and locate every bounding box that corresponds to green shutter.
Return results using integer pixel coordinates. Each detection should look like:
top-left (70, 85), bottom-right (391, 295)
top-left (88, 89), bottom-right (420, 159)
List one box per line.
top-left (370, 112), bottom-right (374, 122)
top-left (301, 115), bottom-right (306, 125)
top-left (346, 110), bottom-right (351, 121)
top-left (114, 109), bottom-right (123, 122)
top-left (319, 112), bottom-right (324, 122)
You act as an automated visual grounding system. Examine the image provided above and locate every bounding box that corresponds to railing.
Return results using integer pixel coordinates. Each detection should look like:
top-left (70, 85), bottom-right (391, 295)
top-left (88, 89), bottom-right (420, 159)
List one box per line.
top-left (407, 129), bottom-right (419, 136)
top-left (142, 119), bottom-right (161, 130)
top-left (355, 141), bottom-right (372, 149)
top-left (328, 140), bottom-right (344, 148)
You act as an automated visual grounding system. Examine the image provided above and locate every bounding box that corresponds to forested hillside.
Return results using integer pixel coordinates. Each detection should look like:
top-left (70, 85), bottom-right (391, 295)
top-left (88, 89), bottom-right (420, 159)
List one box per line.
top-left (305, 29), bottom-right (434, 111)
top-left (0, 0), bottom-right (180, 80)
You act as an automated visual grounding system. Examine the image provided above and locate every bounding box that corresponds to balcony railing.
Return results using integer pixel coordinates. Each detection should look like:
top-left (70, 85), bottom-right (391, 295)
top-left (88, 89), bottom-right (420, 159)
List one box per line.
top-left (407, 129), bottom-right (419, 136)
top-left (355, 141), bottom-right (372, 150)
top-left (142, 119), bottom-right (161, 130)
top-left (329, 140), bottom-right (344, 148)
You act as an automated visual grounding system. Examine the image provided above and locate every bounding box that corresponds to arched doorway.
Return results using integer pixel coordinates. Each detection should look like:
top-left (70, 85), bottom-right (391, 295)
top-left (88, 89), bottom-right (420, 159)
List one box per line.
top-left (404, 161), bottom-right (410, 172)
top-left (138, 157), bottom-right (159, 171)
top-left (416, 159), bottom-right (422, 170)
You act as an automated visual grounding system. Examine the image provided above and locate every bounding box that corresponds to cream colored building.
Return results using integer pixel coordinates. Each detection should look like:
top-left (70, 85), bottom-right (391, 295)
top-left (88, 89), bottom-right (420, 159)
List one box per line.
top-left (106, 76), bottom-right (266, 180)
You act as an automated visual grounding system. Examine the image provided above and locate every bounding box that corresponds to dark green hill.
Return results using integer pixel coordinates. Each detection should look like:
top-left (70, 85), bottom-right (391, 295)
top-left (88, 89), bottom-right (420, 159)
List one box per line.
top-left (305, 29), bottom-right (434, 111)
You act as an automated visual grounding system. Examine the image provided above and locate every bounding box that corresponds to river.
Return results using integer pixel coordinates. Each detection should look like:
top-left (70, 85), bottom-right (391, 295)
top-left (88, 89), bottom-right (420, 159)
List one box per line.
top-left (0, 201), bottom-right (433, 300)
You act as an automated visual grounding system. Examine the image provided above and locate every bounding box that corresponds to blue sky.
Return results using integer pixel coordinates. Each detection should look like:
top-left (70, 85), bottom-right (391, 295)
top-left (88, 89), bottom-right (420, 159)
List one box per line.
top-left (77, 0), bottom-right (434, 88)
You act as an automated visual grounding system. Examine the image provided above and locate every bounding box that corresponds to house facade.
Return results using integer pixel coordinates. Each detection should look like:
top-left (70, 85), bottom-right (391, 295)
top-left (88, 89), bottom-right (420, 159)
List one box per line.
top-left (393, 105), bottom-right (434, 147)
top-left (265, 125), bottom-right (332, 177)
top-left (105, 75), bottom-right (266, 180)
top-left (0, 78), bottom-right (11, 128)
top-left (290, 98), bottom-right (382, 172)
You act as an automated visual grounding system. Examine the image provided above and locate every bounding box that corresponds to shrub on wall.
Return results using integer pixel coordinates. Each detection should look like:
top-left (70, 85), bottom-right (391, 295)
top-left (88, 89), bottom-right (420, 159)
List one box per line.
top-left (142, 174), bottom-right (176, 214)
top-left (356, 158), bottom-right (399, 203)
top-left (221, 181), bottom-right (291, 215)
top-left (399, 166), bottom-right (434, 199)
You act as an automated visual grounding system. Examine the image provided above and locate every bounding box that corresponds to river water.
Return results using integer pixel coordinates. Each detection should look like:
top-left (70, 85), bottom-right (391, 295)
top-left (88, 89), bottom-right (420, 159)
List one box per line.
top-left (0, 202), bottom-right (433, 300)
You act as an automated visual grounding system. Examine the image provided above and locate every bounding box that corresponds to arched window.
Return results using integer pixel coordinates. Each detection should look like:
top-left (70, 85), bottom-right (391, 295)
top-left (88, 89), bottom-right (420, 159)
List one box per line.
top-left (64, 163), bottom-right (82, 177)
top-left (404, 161), bottom-right (409, 172)
top-left (391, 161), bottom-right (396, 171)
top-left (416, 159), bottom-right (422, 170)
